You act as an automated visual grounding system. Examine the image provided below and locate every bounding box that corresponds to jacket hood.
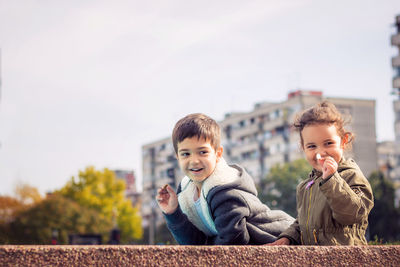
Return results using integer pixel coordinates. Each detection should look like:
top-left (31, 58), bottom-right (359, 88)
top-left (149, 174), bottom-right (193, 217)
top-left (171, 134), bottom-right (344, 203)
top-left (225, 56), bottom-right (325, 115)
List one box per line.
top-left (203, 158), bottom-right (258, 198)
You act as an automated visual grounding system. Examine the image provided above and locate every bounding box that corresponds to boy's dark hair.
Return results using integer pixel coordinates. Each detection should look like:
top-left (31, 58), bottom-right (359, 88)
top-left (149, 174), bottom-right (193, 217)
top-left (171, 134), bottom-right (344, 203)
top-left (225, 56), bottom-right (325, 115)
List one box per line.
top-left (293, 101), bottom-right (354, 149)
top-left (172, 113), bottom-right (221, 153)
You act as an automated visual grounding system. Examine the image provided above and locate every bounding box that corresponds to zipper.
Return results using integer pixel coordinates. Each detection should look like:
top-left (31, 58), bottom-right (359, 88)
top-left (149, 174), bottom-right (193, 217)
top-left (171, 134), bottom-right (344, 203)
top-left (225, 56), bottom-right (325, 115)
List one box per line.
top-left (305, 180), bottom-right (314, 244)
top-left (313, 229), bottom-right (318, 245)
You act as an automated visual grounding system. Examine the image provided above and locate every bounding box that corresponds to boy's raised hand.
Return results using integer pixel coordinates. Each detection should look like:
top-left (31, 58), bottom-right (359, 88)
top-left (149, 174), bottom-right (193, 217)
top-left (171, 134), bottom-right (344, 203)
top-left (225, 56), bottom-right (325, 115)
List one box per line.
top-left (317, 156), bottom-right (338, 179)
top-left (156, 184), bottom-right (178, 214)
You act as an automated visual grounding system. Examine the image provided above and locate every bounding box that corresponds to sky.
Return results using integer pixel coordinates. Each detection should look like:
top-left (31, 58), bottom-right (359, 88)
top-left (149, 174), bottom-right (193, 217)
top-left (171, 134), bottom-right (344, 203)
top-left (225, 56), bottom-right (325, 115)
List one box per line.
top-left (0, 0), bottom-right (400, 196)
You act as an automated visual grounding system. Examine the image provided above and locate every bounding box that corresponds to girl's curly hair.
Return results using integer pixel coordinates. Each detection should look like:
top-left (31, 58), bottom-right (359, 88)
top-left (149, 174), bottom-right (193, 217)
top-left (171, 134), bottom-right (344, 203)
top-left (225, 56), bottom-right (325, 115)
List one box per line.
top-left (293, 101), bottom-right (354, 149)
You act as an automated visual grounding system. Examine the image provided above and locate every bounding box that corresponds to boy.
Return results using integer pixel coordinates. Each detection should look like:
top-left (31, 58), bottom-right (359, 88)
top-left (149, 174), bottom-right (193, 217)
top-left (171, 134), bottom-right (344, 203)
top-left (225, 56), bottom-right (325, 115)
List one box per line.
top-left (156, 113), bottom-right (294, 245)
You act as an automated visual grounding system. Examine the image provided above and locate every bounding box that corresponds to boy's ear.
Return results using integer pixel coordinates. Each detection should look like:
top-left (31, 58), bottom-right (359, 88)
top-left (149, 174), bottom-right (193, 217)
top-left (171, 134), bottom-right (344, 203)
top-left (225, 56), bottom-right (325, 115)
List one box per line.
top-left (216, 146), bottom-right (223, 161)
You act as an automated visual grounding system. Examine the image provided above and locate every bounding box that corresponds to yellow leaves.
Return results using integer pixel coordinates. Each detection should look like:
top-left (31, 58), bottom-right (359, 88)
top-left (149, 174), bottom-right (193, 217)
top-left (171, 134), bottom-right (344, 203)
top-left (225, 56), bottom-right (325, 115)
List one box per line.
top-left (14, 183), bottom-right (42, 206)
top-left (59, 166), bottom-right (142, 242)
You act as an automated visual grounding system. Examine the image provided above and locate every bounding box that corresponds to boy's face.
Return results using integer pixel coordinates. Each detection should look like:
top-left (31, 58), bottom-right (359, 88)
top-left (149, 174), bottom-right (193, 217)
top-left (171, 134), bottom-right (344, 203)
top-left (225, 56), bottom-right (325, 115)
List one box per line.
top-left (176, 136), bottom-right (223, 184)
top-left (301, 123), bottom-right (345, 172)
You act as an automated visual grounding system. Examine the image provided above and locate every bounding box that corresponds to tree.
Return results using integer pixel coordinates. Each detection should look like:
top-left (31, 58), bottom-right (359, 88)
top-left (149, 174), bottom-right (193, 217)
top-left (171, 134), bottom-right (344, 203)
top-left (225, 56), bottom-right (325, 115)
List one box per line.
top-left (8, 193), bottom-right (111, 244)
top-left (0, 196), bottom-right (24, 224)
top-left (0, 183), bottom-right (42, 244)
top-left (258, 159), bottom-right (311, 217)
top-left (0, 196), bottom-right (24, 244)
top-left (0, 183), bottom-right (42, 225)
top-left (368, 171), bottom-right (400, 242)
top-left (14, 183), bottom-right (42, 206)
top-left (58, 166), bottom-right (142, 243)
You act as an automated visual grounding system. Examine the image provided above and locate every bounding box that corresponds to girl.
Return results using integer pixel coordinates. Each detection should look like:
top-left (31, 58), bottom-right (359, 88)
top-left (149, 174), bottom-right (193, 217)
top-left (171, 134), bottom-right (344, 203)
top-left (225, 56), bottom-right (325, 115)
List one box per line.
top-left (268, 101), bottom-right (374, 245)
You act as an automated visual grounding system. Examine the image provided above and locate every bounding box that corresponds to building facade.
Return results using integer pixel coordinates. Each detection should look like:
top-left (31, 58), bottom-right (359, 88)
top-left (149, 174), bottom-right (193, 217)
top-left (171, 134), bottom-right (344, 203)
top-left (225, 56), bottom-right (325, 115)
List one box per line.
top-left (113, 169), bottom-right (141, 208)
top-left (141, 90), bottom-right (378, 242)
top-left (391, 14), bottom-right (400, 207)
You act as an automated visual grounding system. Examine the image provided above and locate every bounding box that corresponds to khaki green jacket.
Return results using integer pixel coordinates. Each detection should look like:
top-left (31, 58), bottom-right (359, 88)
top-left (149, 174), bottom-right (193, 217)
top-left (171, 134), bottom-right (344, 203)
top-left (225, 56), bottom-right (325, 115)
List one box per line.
top-left (279, 158), bottom-right (374, 245)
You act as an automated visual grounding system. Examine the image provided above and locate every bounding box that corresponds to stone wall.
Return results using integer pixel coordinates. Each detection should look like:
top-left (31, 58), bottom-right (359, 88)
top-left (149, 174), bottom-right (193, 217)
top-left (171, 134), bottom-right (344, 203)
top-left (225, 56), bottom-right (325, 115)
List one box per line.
top-left (1, 245), bottom-right (399, 266)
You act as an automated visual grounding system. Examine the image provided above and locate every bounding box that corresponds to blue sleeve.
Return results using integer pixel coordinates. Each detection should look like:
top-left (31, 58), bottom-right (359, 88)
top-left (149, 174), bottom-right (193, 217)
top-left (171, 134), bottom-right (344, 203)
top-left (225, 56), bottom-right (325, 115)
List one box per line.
top-left (163, 205), bottom-right (207, 245)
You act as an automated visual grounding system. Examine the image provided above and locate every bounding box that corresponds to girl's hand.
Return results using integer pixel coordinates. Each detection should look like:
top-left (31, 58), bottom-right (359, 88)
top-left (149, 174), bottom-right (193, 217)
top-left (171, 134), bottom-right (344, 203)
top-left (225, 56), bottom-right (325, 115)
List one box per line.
top-left (265, 237), bottom-right (290, 246)
top-left (318, 156), bottom-right (338, 179)
top-left (155, 184), bottom-right (178, 214)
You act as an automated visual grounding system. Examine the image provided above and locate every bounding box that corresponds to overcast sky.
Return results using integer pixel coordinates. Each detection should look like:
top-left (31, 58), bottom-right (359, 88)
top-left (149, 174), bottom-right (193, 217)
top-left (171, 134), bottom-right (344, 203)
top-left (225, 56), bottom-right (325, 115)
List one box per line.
top-left (1, 0), bottom-right (400, 196)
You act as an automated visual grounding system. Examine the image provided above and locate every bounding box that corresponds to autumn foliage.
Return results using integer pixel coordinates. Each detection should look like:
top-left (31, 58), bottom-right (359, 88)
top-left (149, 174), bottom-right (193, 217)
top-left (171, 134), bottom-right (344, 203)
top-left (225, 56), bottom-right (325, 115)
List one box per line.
top-left (0, 167), bottom-right (142, 244)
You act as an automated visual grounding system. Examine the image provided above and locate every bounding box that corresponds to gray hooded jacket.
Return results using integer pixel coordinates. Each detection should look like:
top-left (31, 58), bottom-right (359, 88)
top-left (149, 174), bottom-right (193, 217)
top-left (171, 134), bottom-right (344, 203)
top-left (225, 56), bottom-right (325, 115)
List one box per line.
top-left (164, 158), bottom-right (294, 245)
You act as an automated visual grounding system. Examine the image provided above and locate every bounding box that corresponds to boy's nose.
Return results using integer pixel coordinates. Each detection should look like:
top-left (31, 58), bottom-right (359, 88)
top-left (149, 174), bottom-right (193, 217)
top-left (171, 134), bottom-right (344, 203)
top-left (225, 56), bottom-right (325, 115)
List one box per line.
top-left (191, 155), bottom-right (200, 163)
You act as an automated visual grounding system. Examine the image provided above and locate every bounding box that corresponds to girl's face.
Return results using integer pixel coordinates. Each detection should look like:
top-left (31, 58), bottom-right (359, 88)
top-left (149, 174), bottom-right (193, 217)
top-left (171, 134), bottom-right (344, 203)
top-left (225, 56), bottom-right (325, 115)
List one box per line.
top-left (301, 123), bottom-right (345, 172)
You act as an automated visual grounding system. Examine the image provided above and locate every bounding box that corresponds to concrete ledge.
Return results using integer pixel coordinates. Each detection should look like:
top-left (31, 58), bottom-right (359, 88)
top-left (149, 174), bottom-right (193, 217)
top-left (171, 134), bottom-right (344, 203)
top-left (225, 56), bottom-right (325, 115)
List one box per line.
top-left (1, 245), bottom-right (399, 266)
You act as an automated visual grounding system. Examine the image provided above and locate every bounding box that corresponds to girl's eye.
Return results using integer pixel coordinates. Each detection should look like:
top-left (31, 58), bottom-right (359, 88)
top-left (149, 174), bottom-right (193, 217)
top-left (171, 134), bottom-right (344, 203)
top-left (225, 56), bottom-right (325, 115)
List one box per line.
top-left (306, 145), bottom-right (316, 149)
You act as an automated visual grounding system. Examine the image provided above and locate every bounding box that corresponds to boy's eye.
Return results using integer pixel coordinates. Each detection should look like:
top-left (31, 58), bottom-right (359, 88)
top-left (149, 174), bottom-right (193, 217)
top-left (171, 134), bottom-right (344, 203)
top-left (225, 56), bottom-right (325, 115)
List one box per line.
top-left (180, 152), bottom-right (190, 157)
top-left (200, 151), bottom-right (209, 155)
top-left (306, 145), bottom-right (316, 149)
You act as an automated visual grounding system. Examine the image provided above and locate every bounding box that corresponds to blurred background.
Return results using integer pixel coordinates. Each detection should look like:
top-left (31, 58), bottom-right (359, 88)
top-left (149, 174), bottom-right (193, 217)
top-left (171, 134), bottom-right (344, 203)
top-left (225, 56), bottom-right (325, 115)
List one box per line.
top-left (0, 0), bottom-right (400, 244)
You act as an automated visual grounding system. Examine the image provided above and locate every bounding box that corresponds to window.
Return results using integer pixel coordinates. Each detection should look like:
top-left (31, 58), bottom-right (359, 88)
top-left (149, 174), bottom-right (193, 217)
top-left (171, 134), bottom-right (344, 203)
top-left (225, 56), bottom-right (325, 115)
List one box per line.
top-left (167, 155), bottom-right (176, 163)
top-left (225, 125), bottom-right (232, 139)
top-left (241, 150), bottom-right (258, 160)
top-left (263, 131), bottom-right (272, 140)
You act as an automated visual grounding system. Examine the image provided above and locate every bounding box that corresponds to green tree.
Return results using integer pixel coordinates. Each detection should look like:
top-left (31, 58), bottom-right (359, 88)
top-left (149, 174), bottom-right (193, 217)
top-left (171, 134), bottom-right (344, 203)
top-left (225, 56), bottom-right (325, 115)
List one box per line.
top-left (59, 166), bottom-right (142, 243)
top-left (368, 171), bottom-right (400, 242)
top-left (8, 193), bottom-right (111, 244)
top-left (258, 159), bottom-right (311, 217)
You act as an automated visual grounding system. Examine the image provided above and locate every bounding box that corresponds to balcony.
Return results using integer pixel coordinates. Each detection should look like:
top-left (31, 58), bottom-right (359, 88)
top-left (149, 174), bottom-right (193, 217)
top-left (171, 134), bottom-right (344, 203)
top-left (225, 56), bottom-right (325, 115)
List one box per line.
top-left (394, 76), bottom-right (400, 89)
top-left (392, 33), bottom-right (400, 46)
top-left (393, 55), bottom-right (400, 68)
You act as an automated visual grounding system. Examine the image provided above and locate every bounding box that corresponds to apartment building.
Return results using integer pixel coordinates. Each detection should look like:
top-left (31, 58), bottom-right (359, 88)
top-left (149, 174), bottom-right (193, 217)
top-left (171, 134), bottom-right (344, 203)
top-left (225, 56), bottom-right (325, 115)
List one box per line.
top-left (113, 169), bottom-right (141, 208)
top-left (141, 137), bottom-right (182, 242)
top-left (392, 15), bottom-right (400, 91)
top-left (391, 14), bottom-right (400, 207)
top-left (377, 141), bottom-right (397, 175)
top-left (141, 90), bottom-right (378, 240)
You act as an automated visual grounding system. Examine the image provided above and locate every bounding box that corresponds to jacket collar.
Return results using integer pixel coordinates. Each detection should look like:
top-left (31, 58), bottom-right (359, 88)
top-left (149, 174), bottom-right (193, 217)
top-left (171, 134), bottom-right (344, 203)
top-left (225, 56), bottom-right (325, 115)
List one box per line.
top-left (180, 157), bottom-right (240, 197)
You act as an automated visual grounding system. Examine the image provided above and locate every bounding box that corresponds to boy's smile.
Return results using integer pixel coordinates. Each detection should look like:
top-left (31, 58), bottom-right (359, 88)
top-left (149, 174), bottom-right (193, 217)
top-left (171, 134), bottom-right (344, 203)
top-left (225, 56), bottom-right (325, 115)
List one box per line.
top-left (177, 136), bottom-right (223, 185)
